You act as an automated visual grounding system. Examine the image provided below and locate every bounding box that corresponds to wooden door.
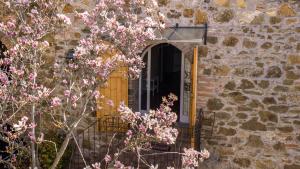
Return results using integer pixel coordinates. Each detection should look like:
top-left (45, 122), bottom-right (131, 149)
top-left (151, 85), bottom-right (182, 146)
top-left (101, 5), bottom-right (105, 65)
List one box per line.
top-left (97, 67), bottom-right (128, 118)
top-left (96, 45), bottom-right (128, 119)
top-left (189, 46), bottom-right (198, 148)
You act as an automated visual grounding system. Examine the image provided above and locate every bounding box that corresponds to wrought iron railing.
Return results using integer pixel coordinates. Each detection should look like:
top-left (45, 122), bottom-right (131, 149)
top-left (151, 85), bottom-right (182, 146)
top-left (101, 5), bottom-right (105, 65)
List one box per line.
top-left (68, 109), bottom-right (215, 169)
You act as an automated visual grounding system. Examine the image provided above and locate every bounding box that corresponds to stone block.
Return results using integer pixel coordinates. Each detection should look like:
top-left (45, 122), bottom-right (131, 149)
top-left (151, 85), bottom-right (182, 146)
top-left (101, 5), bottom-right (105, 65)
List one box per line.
top-left (286, 71), bottom-right (300, 80)
top-left (270, 16), bottom-right (282, 24)
top-left (237, 0), bottom-right (246, 8)
top-left (215, 9), bottom-right (234, 23)
top-left (238, 106), bottom-right (252, 111)
top-left (183, 9), bottom-right (194, 18)
top-left (207, 98), bottom-right (224, 110)
top-left (224, 81), bottom-right (236, 90)
top-left (239, 79), bottom-right (255, 89)
top-left (167, 10), bottom-right (181, 18)
top-left (241, 118), bottom-right (267, 131)
top-left (233, 158), bottom-right (251, 168)
top-left (261, 42), bottom-right (273, 49)
top-left (214, 0), bottom-right (230, 7)
top-left (256, 160), bottom-right (277, 169)
top-left (228, 121), bottom-right (238, 126)
top-left (158, 0), bottom-right (170, 6)
top-left (223, 36), bottom-right (239, 47)
top-left (63, 3), bottom-right (74, 13)
top-left (277, 126), bottom-right (294, 133)
top-left (288, 55), bottom-right (300, 65)
top-left (198, 46), bottom-right (208, 57)
top-left (284, 164), bottom-right (300, 169)
top-left (262, 97), bottom-right (277, 105)
top-left (251, 14), bottom-right (265, 25)
top-left (215, 112), bottom-right (231, 119)
top-left (266, 66), bottom-right (282, 78)
top-left (246, 135), bottom-right (264, 147)
top-left (248, 99), bottom-right (263, 108)
top-left (214, 65), bottom-right (231, 76)
top-left (194, 10), bottom-right (208, 24)
top-left (274, 85), bottom-right (289, 92)
top-left (258, 80), bottom-right (270, 89)
top-left (229, 92), bottom-right (248, 103)
top-left (243, 38), bottom-right (257, 48)
top-left (278, 4), bottom-right (296, 17)
top-left (218, 127), bottom-right (237, 136)
top-left (207, 36), bottom-right (218, 44)
top-left (268, 105), bottom-right (289, 113)
top-left (259, 111), bottom-right (278, 122)
top-left (273, 142), bottom-right (286, 151)
top-left (236, 113), bottom-right (247, 119)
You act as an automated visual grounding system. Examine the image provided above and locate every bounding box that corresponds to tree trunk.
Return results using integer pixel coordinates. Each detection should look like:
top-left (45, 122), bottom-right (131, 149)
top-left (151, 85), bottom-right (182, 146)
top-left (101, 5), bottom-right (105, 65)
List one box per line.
top-left (50, 132), bottom-right (72, 169)
top-left (31, 104), bottom-right (37, 169)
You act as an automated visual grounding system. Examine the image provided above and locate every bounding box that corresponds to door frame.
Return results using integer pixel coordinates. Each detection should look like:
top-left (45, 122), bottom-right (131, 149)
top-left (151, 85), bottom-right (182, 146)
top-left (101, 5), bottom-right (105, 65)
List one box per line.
top-left (138, 43), bottom-right (188, 123)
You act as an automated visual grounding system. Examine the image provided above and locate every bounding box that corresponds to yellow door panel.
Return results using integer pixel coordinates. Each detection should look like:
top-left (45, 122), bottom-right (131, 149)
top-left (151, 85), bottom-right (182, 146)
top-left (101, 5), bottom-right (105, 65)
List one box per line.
top-left (95, 41), bottom-right (129, 132)
top-left (96, 43), bottom-right (128, 119)
top-left (97, 68), bottom-right (128, 118)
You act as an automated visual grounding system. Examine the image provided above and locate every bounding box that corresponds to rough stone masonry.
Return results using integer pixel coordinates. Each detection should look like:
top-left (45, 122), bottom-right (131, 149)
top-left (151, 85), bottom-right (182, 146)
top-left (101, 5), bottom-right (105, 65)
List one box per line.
top-left (1, 0), bottom-right (300, 168)
top-left (48, 0), bottom-right (300, 168)
top-left (164, 0), bottom-right (300, 169)
top-left (147, 0), bottom-right (300, 168)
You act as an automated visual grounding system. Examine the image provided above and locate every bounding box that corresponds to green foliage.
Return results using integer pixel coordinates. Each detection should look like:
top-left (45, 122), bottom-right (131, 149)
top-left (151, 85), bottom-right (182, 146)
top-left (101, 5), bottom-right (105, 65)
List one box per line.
top-left (38, 130), bottom-right (72, 169)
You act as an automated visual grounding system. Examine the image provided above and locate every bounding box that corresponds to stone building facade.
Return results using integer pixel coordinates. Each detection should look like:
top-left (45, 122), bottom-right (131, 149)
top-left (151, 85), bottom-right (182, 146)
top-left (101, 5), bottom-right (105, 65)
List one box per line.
top-left (153, 0), bottom-right (299, 169)
top-left (1, 0), bottom-right (300, 168)
top-left (128, 0), bottom-right (300, 168)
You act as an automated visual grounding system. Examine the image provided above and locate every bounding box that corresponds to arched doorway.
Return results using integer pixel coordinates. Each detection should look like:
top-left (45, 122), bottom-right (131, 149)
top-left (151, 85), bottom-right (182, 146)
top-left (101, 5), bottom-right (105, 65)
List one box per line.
top-left (139, 43), bottom-right (185, 122)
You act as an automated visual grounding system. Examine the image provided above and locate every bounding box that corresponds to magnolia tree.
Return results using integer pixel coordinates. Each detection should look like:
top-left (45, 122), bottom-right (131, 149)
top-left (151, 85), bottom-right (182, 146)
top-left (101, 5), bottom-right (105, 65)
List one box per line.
top-left (0, 0), bottom-right (72, 168)
top-left (0, 0), bottom-right (209, 168)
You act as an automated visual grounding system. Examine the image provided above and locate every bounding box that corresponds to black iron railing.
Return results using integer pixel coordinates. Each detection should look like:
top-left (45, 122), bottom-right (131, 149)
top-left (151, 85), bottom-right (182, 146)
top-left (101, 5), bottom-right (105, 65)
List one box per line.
top-left (68, 109), bottom-right (215, 169)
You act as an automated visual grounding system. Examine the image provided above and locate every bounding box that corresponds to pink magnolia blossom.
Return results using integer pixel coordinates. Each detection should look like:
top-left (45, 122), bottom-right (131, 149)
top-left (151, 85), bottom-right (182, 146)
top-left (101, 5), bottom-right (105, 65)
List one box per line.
top-left (114, 161), bottom-right (125, 168)
top-left (93, 90), bottom-right (100, 99)
top-left (107, 99), bottom-right (114, 107)
top-left (119, 93), bottom-right (179, 146)
top-left (0, 72), bottom-right (9, 85)
top-left (182, 148), bottom-right (210, 168)
top-left (104, 154), bottom-right (111, 163)
top-left (64, 90), bottom-right (71, 97)
top-left (51, 97), bottom-right (62, 107)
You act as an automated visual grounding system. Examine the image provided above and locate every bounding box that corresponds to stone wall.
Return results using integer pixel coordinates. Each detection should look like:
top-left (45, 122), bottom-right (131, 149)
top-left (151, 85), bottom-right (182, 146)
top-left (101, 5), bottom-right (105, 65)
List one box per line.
top-left (155, 0), bottom-right (300, 168)
top-left (42, 0), bottom-right (300, 168)
top-left (1, 0), bottom-right (300, 168)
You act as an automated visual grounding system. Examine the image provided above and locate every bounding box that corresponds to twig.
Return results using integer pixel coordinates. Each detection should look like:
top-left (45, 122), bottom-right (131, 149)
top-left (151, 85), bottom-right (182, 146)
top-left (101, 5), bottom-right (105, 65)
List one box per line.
top-left (71, 131), bottom-right (88, 167)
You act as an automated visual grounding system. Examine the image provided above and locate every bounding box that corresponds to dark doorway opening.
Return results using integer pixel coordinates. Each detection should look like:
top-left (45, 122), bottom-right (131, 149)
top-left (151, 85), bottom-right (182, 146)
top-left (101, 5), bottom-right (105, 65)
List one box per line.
top-left (0, 41), bottom-right (10, 84)
top-left (149, 43), bottom-right (181, 118)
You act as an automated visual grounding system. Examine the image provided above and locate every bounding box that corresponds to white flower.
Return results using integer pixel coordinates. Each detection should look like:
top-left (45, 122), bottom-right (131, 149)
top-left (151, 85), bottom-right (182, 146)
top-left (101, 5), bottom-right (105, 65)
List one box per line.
top-left (149, 164), bottom-right (158, 169)
top-left (56, 14), bottom-right (71, 25)
top-left (92, 162), bottom-right (101, 169)
top-left (200, 149), bottom-right (210, 159)
top-left (13, 116), bottom-right (29, 131)
top-left (41, 41), bottom-right (49, 48)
